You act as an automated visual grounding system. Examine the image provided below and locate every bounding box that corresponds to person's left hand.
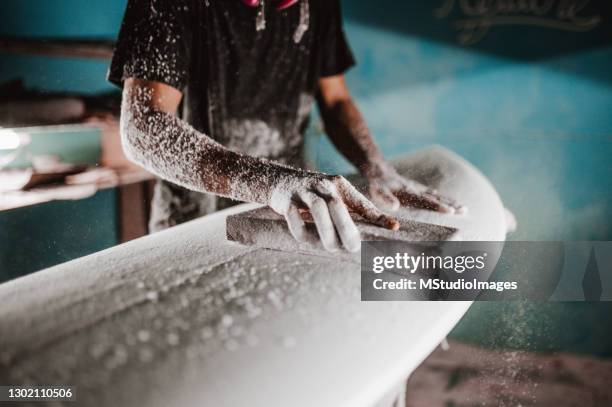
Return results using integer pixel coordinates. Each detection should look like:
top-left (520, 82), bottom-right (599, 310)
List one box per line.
top-left (365, 162), bottom-right (466, 214)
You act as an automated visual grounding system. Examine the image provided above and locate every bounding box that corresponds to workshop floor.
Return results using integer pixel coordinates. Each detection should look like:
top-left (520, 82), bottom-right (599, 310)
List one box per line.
top-left (406, 340), bottom-right (612, 407)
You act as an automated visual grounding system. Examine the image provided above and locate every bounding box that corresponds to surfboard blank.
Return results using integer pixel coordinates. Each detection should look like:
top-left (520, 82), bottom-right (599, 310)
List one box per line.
top-left (226, 207), bottom-right (457, 258)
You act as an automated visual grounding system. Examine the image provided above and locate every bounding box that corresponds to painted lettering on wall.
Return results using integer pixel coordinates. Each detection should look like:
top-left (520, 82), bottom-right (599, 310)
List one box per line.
top-left (435, 0), bottom-right (601, 45)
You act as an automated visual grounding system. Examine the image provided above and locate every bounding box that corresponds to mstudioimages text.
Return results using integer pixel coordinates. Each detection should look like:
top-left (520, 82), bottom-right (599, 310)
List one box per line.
top-left (372, 252), bottom-right (488, 274)
top-left (372, 278), bottom-right (518, 292)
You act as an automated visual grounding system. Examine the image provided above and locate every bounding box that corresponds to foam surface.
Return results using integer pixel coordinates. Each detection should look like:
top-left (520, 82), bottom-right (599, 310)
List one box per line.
top-left (0, 146), bottom-right (507, 407)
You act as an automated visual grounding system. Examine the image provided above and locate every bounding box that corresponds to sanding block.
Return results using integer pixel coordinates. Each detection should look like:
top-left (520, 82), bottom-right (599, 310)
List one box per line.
top-left (226, 207), bottom-right (457, 257)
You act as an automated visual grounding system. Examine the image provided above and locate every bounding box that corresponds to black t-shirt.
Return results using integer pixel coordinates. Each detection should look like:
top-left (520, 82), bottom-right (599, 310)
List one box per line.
top-left (108, 0), bottom-right (355, 165)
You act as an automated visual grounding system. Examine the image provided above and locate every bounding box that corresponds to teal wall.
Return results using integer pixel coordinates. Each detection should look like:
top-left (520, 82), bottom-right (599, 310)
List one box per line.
top-left (0, 0), bottom-right (124, 282)
top-left (309, 18), bottom-right (612, 242)
top-left (1, 0), bottom-right (611, 355)
top-left (0, 0), bottom-right (122, 93)
top-left (320, 1), bottom-right (612, 357)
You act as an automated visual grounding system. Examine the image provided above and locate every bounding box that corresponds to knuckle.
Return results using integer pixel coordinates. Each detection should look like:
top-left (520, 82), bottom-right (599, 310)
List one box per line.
top-left (286, 205), bottom-right (299, 218)
top-left (312, 196), bottom-right (327, 208)
top-left (330, 175), bottom-right (345, 185)
top-left (328, 196), bottom-right (342, 206)
top-left (317, 180), bottom-right (335, 195)
top-left (270, 200), bottom-right (289, 214)
top-left (303, 192), bottom-right (322, 207)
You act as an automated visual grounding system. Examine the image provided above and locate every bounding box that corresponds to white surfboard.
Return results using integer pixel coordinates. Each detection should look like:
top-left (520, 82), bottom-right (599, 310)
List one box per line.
top-left (0, 146), bottom-right (509, 407)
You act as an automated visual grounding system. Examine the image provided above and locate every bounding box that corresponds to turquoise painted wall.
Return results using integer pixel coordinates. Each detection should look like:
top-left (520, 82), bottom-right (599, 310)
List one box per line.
top-left (0, 1), bottom-right (124, 282)
top-left (0, 0), bottom-right (123, 93)
top-left (308, 19), bottom-right (612, 242)
top-left (0, 0), bottom-right (610, 355)
top-left (319, 1), bottom-right (612, 357)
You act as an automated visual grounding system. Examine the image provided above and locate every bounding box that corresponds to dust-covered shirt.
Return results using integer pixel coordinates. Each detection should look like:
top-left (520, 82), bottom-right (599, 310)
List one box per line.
top-left (108, 0), bottom-right (355, 165)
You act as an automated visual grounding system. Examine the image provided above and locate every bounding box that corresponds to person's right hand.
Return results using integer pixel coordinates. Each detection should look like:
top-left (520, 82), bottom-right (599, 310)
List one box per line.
top-left (269, 173), bottom-right (399, 253)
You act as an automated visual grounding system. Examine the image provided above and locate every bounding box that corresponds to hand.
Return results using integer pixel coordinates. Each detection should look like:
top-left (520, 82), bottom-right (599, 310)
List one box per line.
top-left (269, 173), bottom-right (399, 253)
top-left (366, 163), bottom-right (466, 214)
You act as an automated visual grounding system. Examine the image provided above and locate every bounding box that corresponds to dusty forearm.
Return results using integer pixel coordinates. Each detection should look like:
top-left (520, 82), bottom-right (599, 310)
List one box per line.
top-left (120, 86), bottom-right (306, 204)
top-left (320, 98), bottom-right (391, 178)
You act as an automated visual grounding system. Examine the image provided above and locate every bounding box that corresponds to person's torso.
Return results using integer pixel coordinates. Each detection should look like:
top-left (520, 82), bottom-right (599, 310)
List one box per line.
top-left (182, 0), bottom-right (327, 166)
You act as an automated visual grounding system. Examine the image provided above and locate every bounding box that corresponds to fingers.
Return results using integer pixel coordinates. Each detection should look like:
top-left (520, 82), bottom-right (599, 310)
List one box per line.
top-left (369, 184), bottom-right (400, 212)
top-left (334, 178), bottom-right (400, 231)
top-left (426, 191), bottom-right (467, 214)
top-left (394, 178), bottom-right (465, 214)
top-left (284, 203), bottom-right (308, 243)
top-left (276, 175), bottom-right (403, 252)
top-left (393, 188), bottom-right (450, 213)
top-left (315, 184), bottom-right (361, 253)
top-left (393, 188), bottom-right (466, 214)
top-left (299, 191), bottom-right (341, 252)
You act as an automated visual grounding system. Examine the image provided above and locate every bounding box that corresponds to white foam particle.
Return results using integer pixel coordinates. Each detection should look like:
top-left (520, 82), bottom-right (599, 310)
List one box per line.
top-left (220, 314), bottom-right (233, 327)
top-left (167, 332), bottom-right (180, 346)
top-left (137, 330), bottom-right (151, 343)
top-left (146, 291), bottom-right (159, 302)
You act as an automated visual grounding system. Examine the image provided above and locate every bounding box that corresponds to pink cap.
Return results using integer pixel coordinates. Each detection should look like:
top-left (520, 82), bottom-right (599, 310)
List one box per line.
top-left (240, 0), bottom-right (300, 9)
top-left (275, 0), bottom-right (299, 10)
